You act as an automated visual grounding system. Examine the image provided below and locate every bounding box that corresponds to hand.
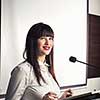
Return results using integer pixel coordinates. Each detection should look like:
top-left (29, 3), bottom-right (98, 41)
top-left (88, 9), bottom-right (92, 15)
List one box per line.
top-left (59, 89), bottom-right (72, 100)
top-left (42, 92), bottom-right (58, 100)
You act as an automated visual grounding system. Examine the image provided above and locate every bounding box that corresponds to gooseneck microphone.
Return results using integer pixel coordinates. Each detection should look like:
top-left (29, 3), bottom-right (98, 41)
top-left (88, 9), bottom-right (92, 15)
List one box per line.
top-left (69, 56), bottom-right (99, 69)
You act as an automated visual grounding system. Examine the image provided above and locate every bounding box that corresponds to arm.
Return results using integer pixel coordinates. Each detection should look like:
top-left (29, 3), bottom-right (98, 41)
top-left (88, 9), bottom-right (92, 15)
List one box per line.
top-left (42, 90), bottom-right (72, 100)
top-left (5, 66), bottom-right (28, 100)
top-left (42, 92), bottom-right (58, 100)
top-left (58, 89), bottom-right (72, 100)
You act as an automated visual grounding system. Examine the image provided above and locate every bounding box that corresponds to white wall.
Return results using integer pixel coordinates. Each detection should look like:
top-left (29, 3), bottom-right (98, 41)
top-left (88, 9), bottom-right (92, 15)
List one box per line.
top-left (89, 0), bottom-right (100, 16)
top-left (1, 0), bottom-right (100, 96)
top-left (83, 0), bottom-right (100, 95)
top-left (72, 0), bottom-right (100, 95)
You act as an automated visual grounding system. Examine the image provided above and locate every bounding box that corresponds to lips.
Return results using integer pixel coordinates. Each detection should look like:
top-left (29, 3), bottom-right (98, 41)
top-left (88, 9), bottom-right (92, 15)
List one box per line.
top-left (43, 46), bottom-right (50, 50)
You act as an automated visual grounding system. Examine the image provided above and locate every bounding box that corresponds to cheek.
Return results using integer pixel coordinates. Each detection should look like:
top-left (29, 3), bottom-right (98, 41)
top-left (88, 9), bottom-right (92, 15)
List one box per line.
top-left (51, 41), bottom-right (54, 47)
top-left (37, 43), bottom-right (41, 49)
top-left (37, 41), bottom-right (43, 49)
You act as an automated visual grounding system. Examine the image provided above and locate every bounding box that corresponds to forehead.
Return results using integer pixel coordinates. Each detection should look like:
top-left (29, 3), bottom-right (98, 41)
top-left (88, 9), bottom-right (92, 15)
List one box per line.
top-left (40, 32), bottom-right (54, 37)
top-left (40, 35), bottom-right (53, 38)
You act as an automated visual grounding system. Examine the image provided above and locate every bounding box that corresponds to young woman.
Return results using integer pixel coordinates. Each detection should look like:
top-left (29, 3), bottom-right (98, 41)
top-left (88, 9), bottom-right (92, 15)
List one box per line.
top-left (5, 22), bottom-right (72, 100)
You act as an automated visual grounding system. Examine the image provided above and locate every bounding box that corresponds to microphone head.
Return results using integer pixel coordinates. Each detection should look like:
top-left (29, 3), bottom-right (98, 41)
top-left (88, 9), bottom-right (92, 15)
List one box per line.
top-left (69, 56), bottom-right (77, 63)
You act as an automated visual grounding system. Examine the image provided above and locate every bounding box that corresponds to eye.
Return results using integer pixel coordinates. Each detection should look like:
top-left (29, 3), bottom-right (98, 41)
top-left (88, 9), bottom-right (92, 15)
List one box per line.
top-left (49, 37), bottom-right (54, 40)
top-left (39, 37), bottom-right (45, 40)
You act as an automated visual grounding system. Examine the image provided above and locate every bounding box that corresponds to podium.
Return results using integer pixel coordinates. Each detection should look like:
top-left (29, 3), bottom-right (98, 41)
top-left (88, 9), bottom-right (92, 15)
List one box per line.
top-left (64, 92), bottom-right (100, 100)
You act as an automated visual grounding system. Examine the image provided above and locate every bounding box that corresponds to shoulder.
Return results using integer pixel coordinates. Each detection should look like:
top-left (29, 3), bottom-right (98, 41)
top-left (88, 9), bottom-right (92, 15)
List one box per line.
top-left (11, 61), bottom-right (33, 76)
top-left (18, 61), bottom-right (32, 72)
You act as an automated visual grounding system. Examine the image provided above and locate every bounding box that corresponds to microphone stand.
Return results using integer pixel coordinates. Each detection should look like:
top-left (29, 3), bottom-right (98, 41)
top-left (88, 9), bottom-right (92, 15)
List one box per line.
top-left (76, 60), bottom-right (99, 69)
top-left (69, 56), bottom-right (99, 69)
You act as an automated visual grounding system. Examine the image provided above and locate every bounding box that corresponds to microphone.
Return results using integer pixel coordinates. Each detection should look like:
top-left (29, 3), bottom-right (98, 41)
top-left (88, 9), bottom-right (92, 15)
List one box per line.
top-left (69, 56), bottom-right (99, 69)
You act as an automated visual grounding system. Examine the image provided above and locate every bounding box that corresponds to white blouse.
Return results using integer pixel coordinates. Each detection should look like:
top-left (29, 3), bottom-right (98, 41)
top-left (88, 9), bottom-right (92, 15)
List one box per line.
top-left (5, 61), bottom-right (61, 100)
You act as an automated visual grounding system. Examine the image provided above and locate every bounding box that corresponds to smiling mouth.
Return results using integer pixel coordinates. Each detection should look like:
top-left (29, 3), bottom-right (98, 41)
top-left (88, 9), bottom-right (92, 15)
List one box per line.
top-left (43, 46), bottom-right (50, 50)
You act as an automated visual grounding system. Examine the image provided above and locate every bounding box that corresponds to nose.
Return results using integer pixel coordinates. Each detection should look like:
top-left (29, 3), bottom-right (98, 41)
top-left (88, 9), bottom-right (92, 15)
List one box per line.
top-left (45, 38), bottom-right (49, 45)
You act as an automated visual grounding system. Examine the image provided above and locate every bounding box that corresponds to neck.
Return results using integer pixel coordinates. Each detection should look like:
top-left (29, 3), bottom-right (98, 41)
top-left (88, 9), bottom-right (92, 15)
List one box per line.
top-left (37, 55), bottom-right (46, 63)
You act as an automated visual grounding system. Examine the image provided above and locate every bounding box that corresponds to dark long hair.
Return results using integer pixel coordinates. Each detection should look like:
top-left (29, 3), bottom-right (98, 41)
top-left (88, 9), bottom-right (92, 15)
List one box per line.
top-left (23, 22), bottom-right (58, 86)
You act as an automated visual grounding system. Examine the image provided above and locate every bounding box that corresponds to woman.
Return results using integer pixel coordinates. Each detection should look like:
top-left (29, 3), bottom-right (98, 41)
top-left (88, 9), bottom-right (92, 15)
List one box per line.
top-left (5, 22), bottom-right (72, 100)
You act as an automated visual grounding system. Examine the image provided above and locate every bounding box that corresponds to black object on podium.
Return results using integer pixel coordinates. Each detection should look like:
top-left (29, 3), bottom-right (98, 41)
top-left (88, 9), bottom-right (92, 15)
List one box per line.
top-left (63, 92), bottom-right (100, 100)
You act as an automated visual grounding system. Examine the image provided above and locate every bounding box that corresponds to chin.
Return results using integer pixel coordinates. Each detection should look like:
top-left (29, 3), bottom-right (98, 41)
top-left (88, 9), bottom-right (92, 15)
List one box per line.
top-left (45, 53), bottom-right (50, 55)
top-left (45, 52), bottom-right (51, 55)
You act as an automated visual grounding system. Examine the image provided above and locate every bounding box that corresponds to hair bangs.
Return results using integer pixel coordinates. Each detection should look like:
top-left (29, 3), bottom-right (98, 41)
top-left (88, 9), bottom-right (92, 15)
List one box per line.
top-left (40, 30), bottom-right (54, 38)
